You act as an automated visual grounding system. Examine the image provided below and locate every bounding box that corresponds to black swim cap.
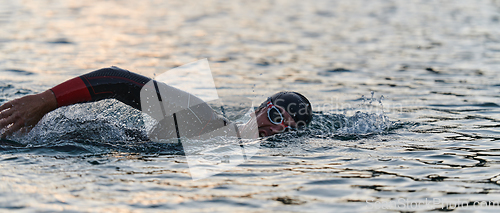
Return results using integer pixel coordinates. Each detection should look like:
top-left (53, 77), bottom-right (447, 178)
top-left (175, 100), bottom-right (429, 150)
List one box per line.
top-left (259, 91), bottom-right (313, 128)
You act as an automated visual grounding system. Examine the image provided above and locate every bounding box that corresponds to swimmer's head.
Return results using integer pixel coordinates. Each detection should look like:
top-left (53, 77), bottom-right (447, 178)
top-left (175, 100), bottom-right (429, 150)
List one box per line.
top-left (255, 91), bottom-right (313, 137)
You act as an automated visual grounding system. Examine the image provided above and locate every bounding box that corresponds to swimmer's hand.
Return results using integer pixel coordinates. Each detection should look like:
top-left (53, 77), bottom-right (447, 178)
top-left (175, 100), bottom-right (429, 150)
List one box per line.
top-left (0, 90), bottom-right (57, 138)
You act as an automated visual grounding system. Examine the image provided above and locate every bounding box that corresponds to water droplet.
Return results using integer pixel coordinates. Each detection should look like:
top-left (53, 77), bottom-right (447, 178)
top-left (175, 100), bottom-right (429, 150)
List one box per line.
top-left (369, 91), bottom-right (374, 104)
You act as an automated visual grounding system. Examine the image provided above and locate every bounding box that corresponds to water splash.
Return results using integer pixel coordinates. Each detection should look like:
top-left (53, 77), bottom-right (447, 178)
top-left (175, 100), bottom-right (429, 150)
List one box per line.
top-left (267, 92), bottom-right (397, 141)
top-left (4, 100), bottom-right (184, 155)
top-left (3, 92), bottom-right (400, 154)
top-left (21, 100), bottom-right (147, 143)
top-left (309, 111), bottom-right (393, 137)
top-left (316, 92), bottom-right (394, 137)
top-left (369, 91), bottom-right (375, 104)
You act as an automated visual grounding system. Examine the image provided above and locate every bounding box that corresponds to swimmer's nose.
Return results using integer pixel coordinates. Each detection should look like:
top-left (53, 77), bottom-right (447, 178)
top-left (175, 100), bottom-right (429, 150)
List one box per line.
top-left (270, 124), bottom-right (285, 134)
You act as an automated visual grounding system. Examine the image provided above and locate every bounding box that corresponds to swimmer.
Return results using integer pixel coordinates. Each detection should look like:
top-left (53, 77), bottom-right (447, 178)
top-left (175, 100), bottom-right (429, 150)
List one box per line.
top-left (0, 67), bottom-right (312, 139)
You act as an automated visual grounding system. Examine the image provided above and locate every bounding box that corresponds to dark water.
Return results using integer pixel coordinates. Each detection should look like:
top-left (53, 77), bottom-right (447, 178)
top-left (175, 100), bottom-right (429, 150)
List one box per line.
top-left (1, 0), bottom-right (500, 212)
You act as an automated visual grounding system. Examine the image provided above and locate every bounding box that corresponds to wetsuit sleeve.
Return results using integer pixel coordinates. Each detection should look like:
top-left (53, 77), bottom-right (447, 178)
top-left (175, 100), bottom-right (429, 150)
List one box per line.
top-left (50, 66), bottom-right (151, 110)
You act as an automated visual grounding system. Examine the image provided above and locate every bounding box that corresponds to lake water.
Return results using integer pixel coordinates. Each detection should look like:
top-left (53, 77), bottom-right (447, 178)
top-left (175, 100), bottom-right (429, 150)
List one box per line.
top-left (1, 0), bottom-right (500, 212)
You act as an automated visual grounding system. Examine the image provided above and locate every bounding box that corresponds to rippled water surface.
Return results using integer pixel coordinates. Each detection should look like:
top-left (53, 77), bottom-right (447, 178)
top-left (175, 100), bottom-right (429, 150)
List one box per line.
top-left (2, 0), bottom-right (500, 212)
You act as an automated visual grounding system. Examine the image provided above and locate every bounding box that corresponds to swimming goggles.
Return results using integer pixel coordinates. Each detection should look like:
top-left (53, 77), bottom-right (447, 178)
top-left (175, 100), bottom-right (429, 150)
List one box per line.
top-left (266, 100), bottom-right (296, 132)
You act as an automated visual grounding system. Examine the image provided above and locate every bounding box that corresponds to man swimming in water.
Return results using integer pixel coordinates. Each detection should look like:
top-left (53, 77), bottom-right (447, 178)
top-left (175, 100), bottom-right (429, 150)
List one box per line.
top-left (0, 67), bottom-right (313, 139)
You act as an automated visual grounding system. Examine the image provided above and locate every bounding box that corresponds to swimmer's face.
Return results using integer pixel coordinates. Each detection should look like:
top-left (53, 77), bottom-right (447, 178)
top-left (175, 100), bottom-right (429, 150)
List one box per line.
top-left (255, 105), bottom-right (297, 137)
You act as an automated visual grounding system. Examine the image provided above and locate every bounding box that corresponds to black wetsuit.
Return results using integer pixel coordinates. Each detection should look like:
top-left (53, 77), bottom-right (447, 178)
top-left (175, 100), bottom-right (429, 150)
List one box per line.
top-left (50, 66), bottom-right (238, 141)
top-left (51, 66), bottom-right (150, 110)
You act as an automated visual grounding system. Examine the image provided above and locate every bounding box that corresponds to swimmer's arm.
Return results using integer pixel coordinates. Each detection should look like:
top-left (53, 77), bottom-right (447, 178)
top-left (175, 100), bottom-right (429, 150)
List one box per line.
top-left (0, 90), bottom-right (57, 137)
top-left (50, 67), bottom-right (150, 110)
top-left (0, 67), bottom-right (150, 137)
